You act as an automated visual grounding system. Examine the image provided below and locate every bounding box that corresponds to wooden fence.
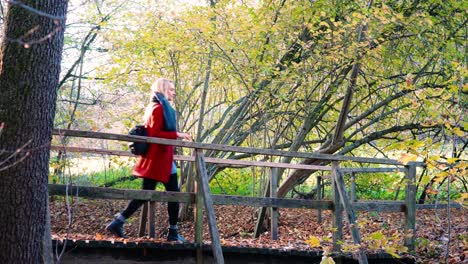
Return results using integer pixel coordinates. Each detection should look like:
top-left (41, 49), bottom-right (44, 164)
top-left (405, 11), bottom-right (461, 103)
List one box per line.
top-left (49, 129), bottom-right (460, 264)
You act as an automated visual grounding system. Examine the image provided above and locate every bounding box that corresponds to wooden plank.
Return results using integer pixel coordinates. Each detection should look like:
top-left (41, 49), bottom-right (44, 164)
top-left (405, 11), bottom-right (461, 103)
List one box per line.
top-left (49, 184), bottom-right (194, 203)
top-left (51, 146), bottom-right (134, 157)
top-left (138, 202), bottom-right (148, 237)
top-left (51, 145), bottom-right (331, 171)
top-left (254, 179), bottom-right (270, 238)
top-left (333, 162), bottom-right (368, 264)
top-left (340, 167), bottom-right (403, 173)
top-left (270, 168), bottom-right (278, 240)
top-left (350, 172), bottom-right (356, 202)
top-left (205, 157), bottom-right (332, 171)
top-left (51, 184), bottom-right (457, 212)
top-left (48, 184), bottom-right (335, 209)
top-left (148, 202), bottom-right (156, 238)
top-left (331, 164), bottom-right (343, 252)
top-left (416, 203), bottom-right (462, 209)
top-left (194, 180), bottom-right (204, 264)
top-left (195, 150), bottom-right (224, 264)
top-left (353, 201), bottom-right (405, 212)
top-left (316, 176), bottom-right (322, 223)
top-left (404, 163), bottom-right (417, 251)
top-left (52, 129), bottom-right (407, 165)
top-left (212, 195), bottom-right (333, 209)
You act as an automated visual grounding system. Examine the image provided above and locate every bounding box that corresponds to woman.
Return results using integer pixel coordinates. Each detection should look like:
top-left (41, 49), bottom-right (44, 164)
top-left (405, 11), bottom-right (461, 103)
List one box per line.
top-left (106, 78), bottom-right (191, 242)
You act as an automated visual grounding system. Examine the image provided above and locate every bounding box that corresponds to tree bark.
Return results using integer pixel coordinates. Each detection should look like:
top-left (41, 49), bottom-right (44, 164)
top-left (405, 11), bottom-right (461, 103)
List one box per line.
top-left (0, 1), bottom-right (68, 262)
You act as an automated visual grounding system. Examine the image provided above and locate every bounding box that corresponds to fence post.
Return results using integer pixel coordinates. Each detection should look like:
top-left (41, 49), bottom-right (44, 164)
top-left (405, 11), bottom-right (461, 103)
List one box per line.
top-left (333, 163), bottom-right (368, 264)
top-left (270, 168), bottom-right (278, 240)
top-left (138, 202), bottom-right (149, 237)
top-left (350, 172), bottom-right (356, 202)
top-left (331, 162), bottom-right (343, 253)
top-left (195, 149), bottom-right (225, 264)
top-left (316, 175), bottom-right (322, 223)
top-left (404, 162), bottom-right (417, 251)
top-left (254, 180), bottom-right (270, 238)
top-left (148, 201), bottom-right (156, 238)
top-left (195, 171), bottom-right (204, 264)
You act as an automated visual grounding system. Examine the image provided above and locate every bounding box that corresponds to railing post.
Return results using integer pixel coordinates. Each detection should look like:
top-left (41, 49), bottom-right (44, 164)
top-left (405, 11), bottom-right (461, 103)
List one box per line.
top-left (195, 149), bottom-right (225, 264)
top-left (148, 201), bottom-right (156, 238)
top-left (270, 168), bottom-right (278, 240)
top-left (138, 202), bottom-right (149, 237)
top-left (195, 167), bottom-right (204, 264)
top-left (254, 180), bottom-right (270, 238)
top-left (404, 162), bottom-right (417, 251)
top-left (350, 172), bottom-right (356, 202)
top-left (138, 201), bottom-right (156, 238)
top-left (333, 163), bottom-right (368, 264)
top-left (331, 162), bottom-right (343, 253)
top-left (316, 175), bottom-right (322, 223)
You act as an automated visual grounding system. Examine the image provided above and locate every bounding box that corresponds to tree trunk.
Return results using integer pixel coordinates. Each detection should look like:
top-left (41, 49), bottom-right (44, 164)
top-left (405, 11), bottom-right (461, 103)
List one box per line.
top-left (0, 1), bottom-right (68, 262)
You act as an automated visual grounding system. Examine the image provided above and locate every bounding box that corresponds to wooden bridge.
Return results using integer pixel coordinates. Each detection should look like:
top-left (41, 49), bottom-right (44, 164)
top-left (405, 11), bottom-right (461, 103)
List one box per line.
top-left (49, 129), bottom-right (460, 264)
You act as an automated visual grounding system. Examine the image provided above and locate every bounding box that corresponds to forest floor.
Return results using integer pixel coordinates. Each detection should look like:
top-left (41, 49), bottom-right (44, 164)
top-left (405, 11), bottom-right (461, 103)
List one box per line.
top-left (50, 198), bottom-right (467, 264)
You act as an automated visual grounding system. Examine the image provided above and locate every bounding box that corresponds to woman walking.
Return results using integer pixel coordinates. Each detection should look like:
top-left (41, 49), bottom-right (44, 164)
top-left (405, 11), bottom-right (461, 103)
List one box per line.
top-left (106, 78), bottom-right (191, 242)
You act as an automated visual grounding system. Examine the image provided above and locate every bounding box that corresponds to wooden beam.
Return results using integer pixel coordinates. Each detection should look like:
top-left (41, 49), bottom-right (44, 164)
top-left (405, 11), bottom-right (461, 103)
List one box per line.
top-left (52, 129), bottom-right (409, 165)
top-left (270, 168), bottom-right (278, 240)
top-left (194, 180), bottom-right (204, 264)
top-left (349, 172), bottom-right (356, 202)
top-left (48, 184), bottom-right (194, 203)
top-left (333, 163), bottom-right (368, 264)
top-left (353, 201), bottom-right (405, 212)
top-left (138, 202), bottom-right (148, 237)
top-left (416, 203), bottom-right (462, 209)
top-left (404, 163), bottom-right (417, 251)
top-left (148, 201), bottom-right (156, 238)
top-left (316, 176), bottom-right (322, 223)
top-left (49, 185), bottom-right (460, 212)
top-left (254, 179), bottom-right (270, 238)
top-left (195, 150), bottom-right (224, 264)
top-left (50, 145), bottom-right (331, 171)
top-left (340, 167), bottom-right (404, 173)
top-left (331, 164), bottom-right (343, 252)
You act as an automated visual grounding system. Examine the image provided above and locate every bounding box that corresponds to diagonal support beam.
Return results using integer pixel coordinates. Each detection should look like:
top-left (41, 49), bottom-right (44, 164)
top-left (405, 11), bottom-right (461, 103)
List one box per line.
top-left (195, 149), bottom-right (225, 264)
top-left (332, 161), bottom-right (368, 264)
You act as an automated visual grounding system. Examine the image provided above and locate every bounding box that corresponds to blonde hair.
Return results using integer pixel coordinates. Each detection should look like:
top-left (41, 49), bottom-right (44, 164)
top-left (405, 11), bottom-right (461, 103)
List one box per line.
top-left (149, 78), bottom-right (174, 102)
top-left (143, 78), bottom-right (175, 123)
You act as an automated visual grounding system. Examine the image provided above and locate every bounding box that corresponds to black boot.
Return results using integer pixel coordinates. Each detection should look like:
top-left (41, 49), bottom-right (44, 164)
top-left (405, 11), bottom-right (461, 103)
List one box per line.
top-left (167, 228), bottom-right (186, 242)
top-left (106, 218), bottom-right (127, 238)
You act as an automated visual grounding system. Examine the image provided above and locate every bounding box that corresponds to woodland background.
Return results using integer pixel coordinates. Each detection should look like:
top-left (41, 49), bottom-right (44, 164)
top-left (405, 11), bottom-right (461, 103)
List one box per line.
top-left (0, 0), bottom-right (466, 263)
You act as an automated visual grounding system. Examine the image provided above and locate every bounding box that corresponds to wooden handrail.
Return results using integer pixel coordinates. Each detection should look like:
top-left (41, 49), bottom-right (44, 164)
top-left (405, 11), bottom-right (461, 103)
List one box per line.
top-left (50, 146), bottom-right (332, 171)
top-left (52, 129), bottom-right (420, 166)
top-left (48, 185), bottom-right (461, 210)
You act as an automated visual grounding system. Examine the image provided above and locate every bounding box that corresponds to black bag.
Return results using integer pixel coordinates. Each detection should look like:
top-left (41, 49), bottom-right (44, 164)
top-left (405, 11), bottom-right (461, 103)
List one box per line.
top-left (128, 125), bottom-right (149, 155)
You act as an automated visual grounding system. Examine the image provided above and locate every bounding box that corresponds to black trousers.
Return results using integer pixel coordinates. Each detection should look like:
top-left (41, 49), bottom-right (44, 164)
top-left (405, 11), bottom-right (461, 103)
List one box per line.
top-left (121, 173), bottom-right (180, 225)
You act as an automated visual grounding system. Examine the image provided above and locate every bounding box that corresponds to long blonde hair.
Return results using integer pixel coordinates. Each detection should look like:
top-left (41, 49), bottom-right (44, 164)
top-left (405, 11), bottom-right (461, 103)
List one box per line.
top-left (149, 78), bottom-right (174, 103)
top-left (143, 78), bottom-right (175, 123)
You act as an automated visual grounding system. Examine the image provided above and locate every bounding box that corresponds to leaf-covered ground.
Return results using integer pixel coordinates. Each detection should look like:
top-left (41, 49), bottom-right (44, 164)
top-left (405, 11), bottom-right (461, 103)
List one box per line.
top-left (50, 198), bottom-right (467, 263)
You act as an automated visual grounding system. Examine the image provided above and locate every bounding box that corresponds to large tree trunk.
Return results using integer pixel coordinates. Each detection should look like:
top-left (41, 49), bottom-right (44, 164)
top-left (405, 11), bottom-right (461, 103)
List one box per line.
top-left (0, 1), bottom-right (68, 262)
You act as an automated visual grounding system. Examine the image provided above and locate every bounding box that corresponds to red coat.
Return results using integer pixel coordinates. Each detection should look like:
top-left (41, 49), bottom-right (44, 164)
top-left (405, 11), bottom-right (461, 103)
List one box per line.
top-left (132, 103), bottom-right (177, 183)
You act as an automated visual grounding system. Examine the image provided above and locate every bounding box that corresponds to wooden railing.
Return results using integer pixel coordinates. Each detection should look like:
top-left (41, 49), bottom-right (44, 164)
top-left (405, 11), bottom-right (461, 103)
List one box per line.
top-left (50, 129), bottom-right (460, 264)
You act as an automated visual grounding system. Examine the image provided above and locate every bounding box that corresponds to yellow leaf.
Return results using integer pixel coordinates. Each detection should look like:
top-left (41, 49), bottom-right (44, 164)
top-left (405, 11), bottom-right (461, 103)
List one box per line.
top-left (370, 231), bottom-right (384, 240)
top-left (385, 247), bottom-right (401, 258)
top-left (447, 157), bottom-right (459, 164)
top-left (95, 233), bottom-right (103, 240)
top-left (452, 127), bottom-right (465, 137)
top-left (320, 256), bottom-right (336, 264)
top-left (306, 236), bottom-right (321, 247)
top-left (398, 153), bottom-right (417, 165)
